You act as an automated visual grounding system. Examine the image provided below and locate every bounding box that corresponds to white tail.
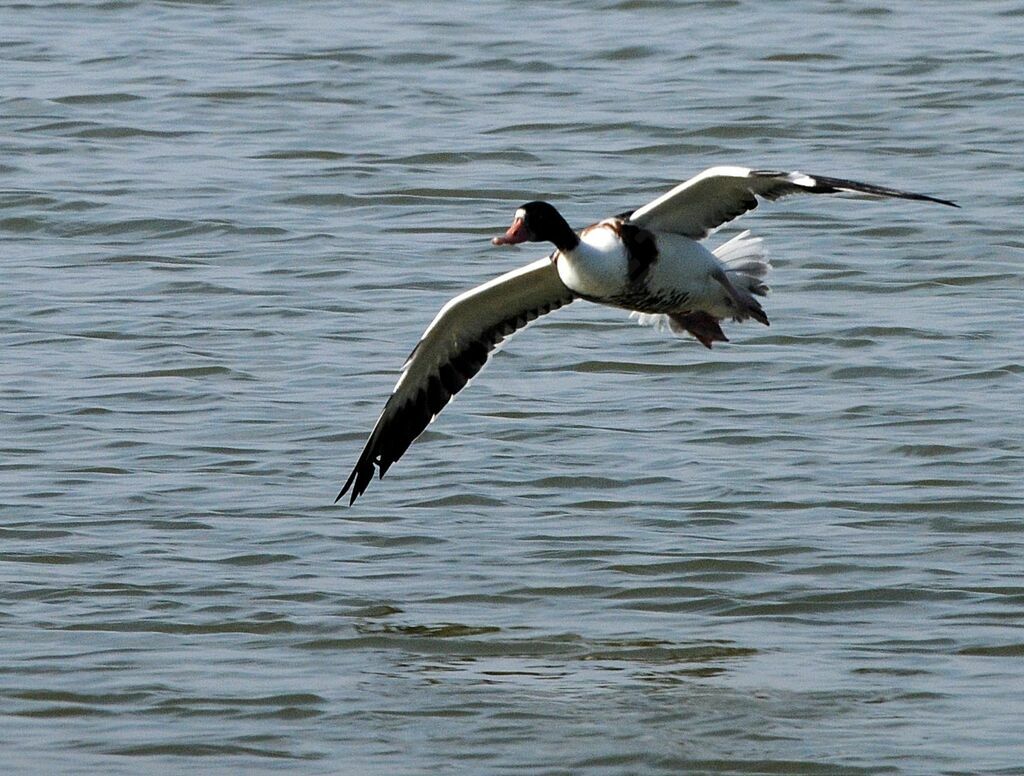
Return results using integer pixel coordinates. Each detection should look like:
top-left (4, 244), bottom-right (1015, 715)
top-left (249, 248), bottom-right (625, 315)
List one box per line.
top-left (715, 230), bottom-right (771, 297)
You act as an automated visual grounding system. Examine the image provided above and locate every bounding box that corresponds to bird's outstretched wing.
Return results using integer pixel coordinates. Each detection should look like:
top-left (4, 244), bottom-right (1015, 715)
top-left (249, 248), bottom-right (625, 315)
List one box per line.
top-left (628, 166), bottom-right (958, 239)
top-left (338, 256), bottom-right (576, 505)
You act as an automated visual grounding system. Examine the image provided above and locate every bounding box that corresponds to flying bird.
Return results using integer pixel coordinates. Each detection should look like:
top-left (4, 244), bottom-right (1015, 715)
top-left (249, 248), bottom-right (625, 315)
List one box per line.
top-left (337, 166), bottom-right (956, 504)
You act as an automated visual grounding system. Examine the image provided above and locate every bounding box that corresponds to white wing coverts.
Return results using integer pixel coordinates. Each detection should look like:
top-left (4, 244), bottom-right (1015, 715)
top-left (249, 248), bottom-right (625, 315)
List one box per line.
top-left (628, 166), bottom-right (958, 239)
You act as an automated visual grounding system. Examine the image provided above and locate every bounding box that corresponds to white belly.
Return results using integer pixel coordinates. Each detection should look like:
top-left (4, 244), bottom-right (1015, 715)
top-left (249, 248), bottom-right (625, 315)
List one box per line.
top-left (642, 233), bottom-right (723, 307)
top-left (557, 225), bottom-right (726, 311)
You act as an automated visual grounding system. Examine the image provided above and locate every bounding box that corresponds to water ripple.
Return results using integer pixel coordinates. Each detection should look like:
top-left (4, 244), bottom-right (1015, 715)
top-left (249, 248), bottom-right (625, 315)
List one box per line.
top-left (1, 1), bottom-right (1021, 774)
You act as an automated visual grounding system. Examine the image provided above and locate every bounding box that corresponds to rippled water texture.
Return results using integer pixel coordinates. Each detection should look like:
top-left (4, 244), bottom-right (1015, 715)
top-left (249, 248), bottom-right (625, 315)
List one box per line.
top-left (2, 1), bottom-right (1023, 773)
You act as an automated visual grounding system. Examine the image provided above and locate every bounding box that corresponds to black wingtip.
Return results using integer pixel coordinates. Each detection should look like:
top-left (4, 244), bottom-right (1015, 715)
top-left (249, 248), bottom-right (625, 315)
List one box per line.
top-left (807, 173), bottom-right (959, 209)
top-left (335, 484), bottom-right (353, 506)
top-left (335, 483), bottom-right (361, 507)
top-left (335, 454), bottom-right (381, 506)
top-left (916, 192), bottom-right (960, 208)
top-left (335, 465), bottom-right (361, 506)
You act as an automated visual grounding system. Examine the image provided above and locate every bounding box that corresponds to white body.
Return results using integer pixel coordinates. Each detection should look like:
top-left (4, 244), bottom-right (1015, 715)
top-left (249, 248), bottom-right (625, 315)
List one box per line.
top-left (556, 221), bottom-right (762, 320)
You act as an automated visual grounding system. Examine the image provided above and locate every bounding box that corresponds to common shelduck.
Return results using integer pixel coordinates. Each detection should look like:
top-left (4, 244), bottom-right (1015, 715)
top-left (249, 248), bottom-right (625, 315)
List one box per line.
top-left (337, 166), bottom-right (956, 504)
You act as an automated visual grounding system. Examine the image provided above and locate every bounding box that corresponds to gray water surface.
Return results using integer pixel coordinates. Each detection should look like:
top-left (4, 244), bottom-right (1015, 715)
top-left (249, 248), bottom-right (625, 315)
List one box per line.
top-left (2, 1), bottom-right (1023, 774)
